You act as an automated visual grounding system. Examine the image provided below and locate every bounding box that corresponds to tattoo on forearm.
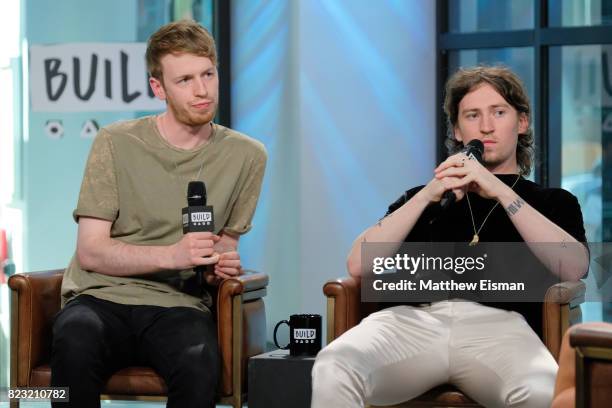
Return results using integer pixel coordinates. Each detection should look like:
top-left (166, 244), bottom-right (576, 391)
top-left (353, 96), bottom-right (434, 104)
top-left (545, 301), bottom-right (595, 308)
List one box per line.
top-left (377, 213), bottom-right (393, 228)
top-left (505, 198), bottom-right (525, 216)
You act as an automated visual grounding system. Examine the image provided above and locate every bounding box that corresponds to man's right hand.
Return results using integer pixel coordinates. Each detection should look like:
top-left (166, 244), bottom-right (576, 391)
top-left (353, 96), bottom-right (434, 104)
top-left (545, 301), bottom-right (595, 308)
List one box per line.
top-left (169, 232), bottom-right (220, 270)
top-left (417, 175), bottom-right (466, 204)
top-left (415, 152), bottom-right (470, 204)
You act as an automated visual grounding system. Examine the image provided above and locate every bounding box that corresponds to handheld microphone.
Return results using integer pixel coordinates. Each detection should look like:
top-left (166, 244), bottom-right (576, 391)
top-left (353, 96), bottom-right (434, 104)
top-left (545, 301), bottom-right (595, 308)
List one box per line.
top-left (439, 139), bottom-right (484, 209)
top-left (187, 181), bottom-right (207, 207)
top-left (182, 181), bottom-right (215, 285)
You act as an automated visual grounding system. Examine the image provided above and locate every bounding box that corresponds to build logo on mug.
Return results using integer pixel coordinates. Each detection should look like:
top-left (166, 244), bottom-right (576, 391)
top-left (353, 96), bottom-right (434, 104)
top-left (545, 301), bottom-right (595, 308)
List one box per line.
top-left (273, 314), bottom-right (322, 356)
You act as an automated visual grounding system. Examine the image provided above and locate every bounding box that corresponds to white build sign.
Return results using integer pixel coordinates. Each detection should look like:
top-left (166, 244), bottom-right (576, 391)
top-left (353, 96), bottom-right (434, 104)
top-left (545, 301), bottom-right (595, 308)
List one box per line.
top-left (30, 43), bottom-right (165, 112)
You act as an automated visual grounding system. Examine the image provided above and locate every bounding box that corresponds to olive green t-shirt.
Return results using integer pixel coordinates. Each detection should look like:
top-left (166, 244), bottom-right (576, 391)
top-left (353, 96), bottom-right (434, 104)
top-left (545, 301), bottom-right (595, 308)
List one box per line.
top-left (61, 116), bottom-right (267, 311)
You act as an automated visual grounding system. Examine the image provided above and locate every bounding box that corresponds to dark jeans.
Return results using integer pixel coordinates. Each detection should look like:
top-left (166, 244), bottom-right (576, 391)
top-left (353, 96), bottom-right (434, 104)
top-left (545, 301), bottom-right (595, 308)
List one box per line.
top-left (50, 294), bottom-right (219, 408)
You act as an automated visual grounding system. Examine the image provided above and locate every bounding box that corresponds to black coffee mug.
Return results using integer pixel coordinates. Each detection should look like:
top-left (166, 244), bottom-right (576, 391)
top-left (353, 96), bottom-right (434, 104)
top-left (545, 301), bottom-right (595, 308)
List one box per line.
top-left (273, 314), bottom-right (322, 356)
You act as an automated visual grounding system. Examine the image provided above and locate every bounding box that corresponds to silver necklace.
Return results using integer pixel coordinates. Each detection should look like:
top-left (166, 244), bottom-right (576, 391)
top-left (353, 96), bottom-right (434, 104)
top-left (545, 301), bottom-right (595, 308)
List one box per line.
top-left (466, 174), bottom-right (521, 246)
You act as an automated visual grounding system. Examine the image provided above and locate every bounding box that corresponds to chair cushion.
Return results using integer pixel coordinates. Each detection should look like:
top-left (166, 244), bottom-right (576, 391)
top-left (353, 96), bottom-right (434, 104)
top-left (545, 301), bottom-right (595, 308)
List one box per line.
top-left (408, 385), bottom-right (482, 407)
top-left (30, 365), bottom-right (167, 395)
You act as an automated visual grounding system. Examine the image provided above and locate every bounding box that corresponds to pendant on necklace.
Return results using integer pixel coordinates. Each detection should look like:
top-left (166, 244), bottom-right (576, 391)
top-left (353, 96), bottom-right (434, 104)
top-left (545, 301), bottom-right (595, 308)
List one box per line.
top-left (469, 234), bottom-right (479, 246)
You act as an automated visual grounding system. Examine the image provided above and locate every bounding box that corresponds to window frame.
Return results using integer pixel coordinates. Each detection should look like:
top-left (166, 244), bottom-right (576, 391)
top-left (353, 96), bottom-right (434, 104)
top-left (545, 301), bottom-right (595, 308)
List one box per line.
top-left (213, 0), bottom-right (231, 127)
top-left (437, 0), bottom-right (612, 187)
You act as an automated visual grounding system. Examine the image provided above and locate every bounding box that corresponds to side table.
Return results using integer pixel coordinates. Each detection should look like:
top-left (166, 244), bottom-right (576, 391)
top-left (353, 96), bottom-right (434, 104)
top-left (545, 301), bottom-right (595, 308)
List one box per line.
top-left (248, 349), bottom-right (316, 408)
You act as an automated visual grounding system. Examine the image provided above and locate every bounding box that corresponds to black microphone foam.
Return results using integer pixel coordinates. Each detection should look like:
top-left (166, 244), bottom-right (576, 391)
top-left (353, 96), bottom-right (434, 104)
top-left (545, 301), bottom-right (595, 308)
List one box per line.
top-left (464, 139), bottom-right (484, 163)
top-left (187, 181), bottom-right (206, 206)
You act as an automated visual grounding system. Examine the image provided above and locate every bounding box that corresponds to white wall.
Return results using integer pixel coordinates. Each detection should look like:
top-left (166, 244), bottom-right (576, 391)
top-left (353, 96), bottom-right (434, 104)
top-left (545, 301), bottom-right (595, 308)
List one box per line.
top-left (233, 0), bottom-right (436, 343)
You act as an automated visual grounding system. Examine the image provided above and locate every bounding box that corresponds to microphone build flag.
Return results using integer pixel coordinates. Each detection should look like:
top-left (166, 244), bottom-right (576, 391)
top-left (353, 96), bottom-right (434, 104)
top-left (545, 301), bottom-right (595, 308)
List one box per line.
top-left (182, 181), bottom-right (214, 233)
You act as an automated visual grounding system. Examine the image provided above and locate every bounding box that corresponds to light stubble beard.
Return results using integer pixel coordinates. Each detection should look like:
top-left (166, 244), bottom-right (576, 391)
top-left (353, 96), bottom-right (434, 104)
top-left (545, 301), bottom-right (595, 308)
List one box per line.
top-left (482, 151), bottom-right (519, 173)
top-left (167, 96), bottom-right (217, 127)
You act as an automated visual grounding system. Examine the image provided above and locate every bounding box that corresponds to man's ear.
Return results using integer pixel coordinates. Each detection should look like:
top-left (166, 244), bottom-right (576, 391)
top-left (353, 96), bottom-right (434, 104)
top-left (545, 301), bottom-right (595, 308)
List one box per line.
top-left (454, 126), bottom-right (463, 143)
top-left (518, 113), bottom-right (529, 135)
top-left (149, 77), bottom-right (166, 101)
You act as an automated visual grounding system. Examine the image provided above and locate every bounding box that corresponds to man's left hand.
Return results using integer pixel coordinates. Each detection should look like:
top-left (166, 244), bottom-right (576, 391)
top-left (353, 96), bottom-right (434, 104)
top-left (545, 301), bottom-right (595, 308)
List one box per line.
top-left (434, 153), bottom-right (513, 201)
top-left (214, 250), bottom-right (242, 280)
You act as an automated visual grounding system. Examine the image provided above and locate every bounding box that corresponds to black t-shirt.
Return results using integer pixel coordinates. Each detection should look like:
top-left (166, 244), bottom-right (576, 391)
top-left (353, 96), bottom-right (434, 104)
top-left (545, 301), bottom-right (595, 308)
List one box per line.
top-left (384, 174), bottom-right (587, 336)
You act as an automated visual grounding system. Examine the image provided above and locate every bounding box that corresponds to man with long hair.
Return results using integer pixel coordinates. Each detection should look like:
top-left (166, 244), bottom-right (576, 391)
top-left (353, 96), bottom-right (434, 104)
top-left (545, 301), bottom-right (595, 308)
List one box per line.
top-left (312, 66), bottom-right (588, 407)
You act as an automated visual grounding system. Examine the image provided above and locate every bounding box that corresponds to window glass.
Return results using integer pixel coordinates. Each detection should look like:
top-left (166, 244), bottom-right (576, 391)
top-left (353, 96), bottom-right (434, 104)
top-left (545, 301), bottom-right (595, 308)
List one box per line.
top-left (448, 0), bottom-right (534, 32)
top-left (552, 45), bottom-right (610, 321)
top-left (549, 0), bottom-right (612, 27)
top-left (553, 45), bottom-right (606, 243)
top-left (138, 0), bottom-right (214, 40)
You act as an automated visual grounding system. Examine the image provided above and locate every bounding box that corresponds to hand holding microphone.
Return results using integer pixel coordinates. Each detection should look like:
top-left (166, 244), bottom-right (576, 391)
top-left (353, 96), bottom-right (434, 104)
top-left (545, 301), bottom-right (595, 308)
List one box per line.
top-left (171, 232), bottom-right (219, 270)
top-left (179, 181), bottom-right (243, 285)
top-left (418, 140), bottom-right (484, 207)
top-left (437, 139), bottom-right (484, 208)
top-left (180, 181), bottom-right (218, 285)
top-left (434, 139), bottom-right (515, 202)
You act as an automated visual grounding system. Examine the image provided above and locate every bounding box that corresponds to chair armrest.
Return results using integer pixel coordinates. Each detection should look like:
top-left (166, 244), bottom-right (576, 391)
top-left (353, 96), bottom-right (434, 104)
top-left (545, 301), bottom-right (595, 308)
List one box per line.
top-left (570, 324), bottom-right (612, 408)
top-left (217, 269), bottom-right (268, 299)
top-left (544, 280), bottom-right (586, 305)
top-left (216, 270), bottom-right (268, 397)
top-left (323, 276), bottom-right (362, 342)
top-left (543, 280), bottom-right (586, 361)
top-left (571, 325), bottom-right (612, 349)
top-left (8, 269), bottom-right (64, 387)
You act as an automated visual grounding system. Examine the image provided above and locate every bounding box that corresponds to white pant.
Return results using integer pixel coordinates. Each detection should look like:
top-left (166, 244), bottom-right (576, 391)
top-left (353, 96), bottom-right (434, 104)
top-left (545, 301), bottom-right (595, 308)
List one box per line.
top-left (311, 301), bottom-right (557, 408)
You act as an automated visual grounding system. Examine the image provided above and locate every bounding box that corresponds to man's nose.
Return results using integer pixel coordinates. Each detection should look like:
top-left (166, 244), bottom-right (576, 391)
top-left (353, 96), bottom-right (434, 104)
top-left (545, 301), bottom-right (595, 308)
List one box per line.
top-left (193, 78), bottom-right (208, 96)
top-left (480, 114), bottom-right (494, 134)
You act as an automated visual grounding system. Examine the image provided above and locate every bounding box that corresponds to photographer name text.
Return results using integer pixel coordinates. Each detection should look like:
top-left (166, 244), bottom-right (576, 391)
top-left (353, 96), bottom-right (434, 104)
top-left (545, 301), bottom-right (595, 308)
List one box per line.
top-left (372, 279), bottom-right (525, 291)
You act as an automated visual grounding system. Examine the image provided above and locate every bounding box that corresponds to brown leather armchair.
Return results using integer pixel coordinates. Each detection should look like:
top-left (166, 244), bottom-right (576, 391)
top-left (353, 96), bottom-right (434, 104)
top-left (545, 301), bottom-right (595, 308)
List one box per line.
top-left (571, 324), bottom-right (612, 408)
top-left (323, 276), bottom-right (586, 408)
top-left (9, 268), bottom-right (268, 408)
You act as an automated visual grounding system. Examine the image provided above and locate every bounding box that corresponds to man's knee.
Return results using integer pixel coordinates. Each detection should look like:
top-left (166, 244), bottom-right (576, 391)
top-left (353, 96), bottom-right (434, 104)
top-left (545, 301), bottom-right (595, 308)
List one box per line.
top-left (180, 342), bottom-right (218, 372)
top-left (504, 375), bottom-right (555, 407)
top-left (163, 345), bottom-right (219, 408)
top-left (168, 341), bottom-right (220, 391)
top-left (311, 347), bottom-right (333, 384)
top-left (312, 341), bottom-right (363, 386)
top-left (311, 343), bottom-right (371, 407)
top-left (507, 388), bottom-right (554, 408)
top-left (53, 304), bottom-right (106, 351)
top-left (51, 302), bottom-right (113, 377)
top-left (55, 307), bottom-right (102, 333)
